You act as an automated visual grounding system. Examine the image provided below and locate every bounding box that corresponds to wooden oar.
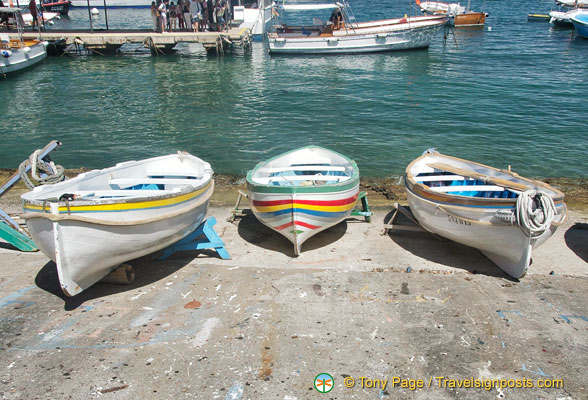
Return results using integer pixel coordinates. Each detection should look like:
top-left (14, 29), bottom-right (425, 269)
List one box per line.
top-left (426, 162), bottom-right (530, 192)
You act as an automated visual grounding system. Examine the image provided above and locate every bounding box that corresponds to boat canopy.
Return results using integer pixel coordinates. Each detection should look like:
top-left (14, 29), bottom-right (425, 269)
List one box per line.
top-left (280, 2), bottom-right (342, 11)
top-left (0, 7), bottom-right (23, 12)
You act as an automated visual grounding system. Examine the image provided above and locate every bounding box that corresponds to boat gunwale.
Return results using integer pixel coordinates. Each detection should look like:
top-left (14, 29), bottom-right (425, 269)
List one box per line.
top-left (246, 145), bottom-right (360, 194)
top-left (23, 181), bottom-right (214, 226)
top-left (404, 152), bottom-right (566, 206)
top-left (21, 153), bottom-right (213, 207)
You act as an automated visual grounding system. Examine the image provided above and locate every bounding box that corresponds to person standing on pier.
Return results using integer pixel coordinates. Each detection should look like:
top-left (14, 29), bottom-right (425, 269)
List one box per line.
top-left (151, 1), bottom-right (158, 32)
top-left (169, 2), bottom-right (177, 31)
top-left (182, 0), bottom-right (190, 31)
top-left (189, 0), bottom-right (201, 32)
top-left (201, 0), bottom-right (208, 31)
top-left (177, 0), bottom-right (185, 30)
top-left (29, 0), bottom-right (39, 30)
top-left (158, 0), bottom-right (168, 33)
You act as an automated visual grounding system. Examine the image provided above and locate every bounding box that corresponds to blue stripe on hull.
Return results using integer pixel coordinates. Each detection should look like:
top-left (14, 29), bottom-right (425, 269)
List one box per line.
top-left (256, 208), bottom-right (349, 219)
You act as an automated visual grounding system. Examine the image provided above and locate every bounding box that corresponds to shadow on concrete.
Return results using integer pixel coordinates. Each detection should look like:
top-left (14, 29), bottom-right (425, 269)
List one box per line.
top-left (236, 213), bottom-right (347, 257)
top-left (383, 209), bottom-right (514, 280)
top-left (35, 255), bottom-right (194, 311)
top-left (564, 223), bottom-right (588, 263)
top-left (0, 242), bottom-right (21, 251)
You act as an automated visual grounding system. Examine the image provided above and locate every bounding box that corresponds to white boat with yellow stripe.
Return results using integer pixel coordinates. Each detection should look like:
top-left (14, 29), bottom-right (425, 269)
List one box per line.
top-left (21, 152), bottom-right (214, 296)
top-left (404, 149), bottom-right (567, 279)
top-left (247, 146), bottom-right (359, 255)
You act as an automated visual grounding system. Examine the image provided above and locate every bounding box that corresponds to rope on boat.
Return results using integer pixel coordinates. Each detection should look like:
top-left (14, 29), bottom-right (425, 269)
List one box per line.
top-left (516, 190), bottom-right (556, 238)
top-left (18, 149), bottom-right (65, 189)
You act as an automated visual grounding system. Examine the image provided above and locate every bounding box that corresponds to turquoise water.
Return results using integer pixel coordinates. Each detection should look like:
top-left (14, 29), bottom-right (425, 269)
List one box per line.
top-left (1, 0), bottom-right (587, 178)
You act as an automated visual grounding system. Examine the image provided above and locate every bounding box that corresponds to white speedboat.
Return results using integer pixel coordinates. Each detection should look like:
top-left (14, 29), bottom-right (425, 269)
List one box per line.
top-left (22, 152), bottom-right (214, 296)
top-left (69, 0), bottom-right (151, 7)
top-left (247, 146), bottom-right (359, 255)
top-left (0, 8), bottom-right (47, 76)
top-left (233, 0), bottom-right (274, 39)
top-left (404, 149), bottom-right (567, 279)
top-left (550, 8), bottom-right (583, 27)
top-left (267, 1), bottom-right (447, 54)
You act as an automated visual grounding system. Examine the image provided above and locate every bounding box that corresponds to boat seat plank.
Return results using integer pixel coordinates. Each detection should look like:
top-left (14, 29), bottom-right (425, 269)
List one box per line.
top-left (109, 178), bottom-right (201, 188)
top-left (416, 175), bottom-right (466, 182)
top-left (430, 185), bottom-right (505, 193)
top-left (253, 175), bottom-right (347, 184)
top-left (262, 166), bottom-right (347, 173)
top-left (73, 189), bottom-right (175, 198)
top-left (426, 162), bottom-right (528, 191)
top-left (146, 169), bottom-right (202, 178)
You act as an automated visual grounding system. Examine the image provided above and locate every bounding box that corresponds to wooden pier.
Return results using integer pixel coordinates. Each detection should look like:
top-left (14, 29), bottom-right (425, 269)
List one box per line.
top-left (17, 28), bottom-right (252, 54)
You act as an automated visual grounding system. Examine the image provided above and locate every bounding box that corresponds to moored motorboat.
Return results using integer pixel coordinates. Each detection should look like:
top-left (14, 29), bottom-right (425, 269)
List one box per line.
top-left (69, 0), bottom-right (151, 8)
top-left (0, 8), bottom-right (47, 76)
top-left (246, 146), bottom-right (359, 255)
top-left (40, 0), bottom-right (72, 15)
top-left (21, 152), bottom-right (214, 296)
top-left (418, 0), bottom-right (486, 27)
top-left (570, 12), bottom-right (588, 37)
top-left (267, 1), bottom-right (447, 54)
top-left (549, 8), bottom-right (583, 27)
top-left (404, 149), bottom-right (567, 279)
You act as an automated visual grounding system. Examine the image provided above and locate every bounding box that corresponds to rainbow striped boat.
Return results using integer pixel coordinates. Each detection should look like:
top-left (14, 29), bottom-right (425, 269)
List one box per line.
top-left (246, 146), bottom-right (359, 255)
top-left (404, 149), bottom-right (567, 278)
top-left (21, 153), bottom-right (213, 296)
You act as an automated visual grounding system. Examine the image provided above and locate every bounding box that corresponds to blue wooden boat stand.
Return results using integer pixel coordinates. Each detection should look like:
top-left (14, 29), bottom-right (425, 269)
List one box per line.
top-left (228, 190), bottom-right (373, 223)
top-left (0, 140), bottom-right (62, 252)
top-left (157, 216), bottom-right (231, 260)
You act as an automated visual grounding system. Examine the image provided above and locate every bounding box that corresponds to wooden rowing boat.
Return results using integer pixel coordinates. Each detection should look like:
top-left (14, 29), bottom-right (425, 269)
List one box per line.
top-left (246, 146), bottom-right (359, 255)
top-left (404, 149), bottom-right (567, 278)
top-left (21, 152), bottom-right (214, 296)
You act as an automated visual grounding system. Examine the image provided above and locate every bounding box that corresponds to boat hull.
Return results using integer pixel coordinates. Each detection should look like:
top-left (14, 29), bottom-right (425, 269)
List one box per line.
top-left (404, 152), bottom-right (566, 278)
top-left (41, 1), bottom-right (71, 15)
top-left (22, 153), bottom-right (214, 296)
top-left (70, 0), bottom-right (151, 8)
top-left (246, 146), bottom-right (360, 255)
top-left (27, 194), bottom-right (210, 296)
top-left (405, 185), bottom-right (565, 278)
top-left (0, 41), bottom-right (47, 75)
top-left (248, 184), bottom-right (359, 255)
top-left (452, 12), bottom-right (486, 26)
top-left (268, 17), bottom-right (446, 54)
top-left (571, 14), bottom-right (588, 38)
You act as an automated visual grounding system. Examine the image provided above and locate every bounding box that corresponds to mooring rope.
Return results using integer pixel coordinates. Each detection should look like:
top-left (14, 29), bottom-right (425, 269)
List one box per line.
top-left (515, 190), bottom-right (556, 238)
top-left (18, 149), bottom-right (65, 189)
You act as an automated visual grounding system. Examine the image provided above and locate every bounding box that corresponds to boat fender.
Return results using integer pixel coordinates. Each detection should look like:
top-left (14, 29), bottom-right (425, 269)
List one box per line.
top-left (22, 46), bottom-right (31, 54)
top-left (1, 50), bottom-right (12, 58)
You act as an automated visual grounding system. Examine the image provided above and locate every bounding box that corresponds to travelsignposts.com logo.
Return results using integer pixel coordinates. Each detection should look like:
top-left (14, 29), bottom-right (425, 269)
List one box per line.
top-left (314, 373), bottom-right (334, 393)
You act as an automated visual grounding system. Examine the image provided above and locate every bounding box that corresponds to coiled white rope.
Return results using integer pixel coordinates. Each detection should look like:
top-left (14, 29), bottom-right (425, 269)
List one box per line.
top-left (18, 149), bottom-right (65, 189)
top-left (516, 190), bottom-right (556, 238)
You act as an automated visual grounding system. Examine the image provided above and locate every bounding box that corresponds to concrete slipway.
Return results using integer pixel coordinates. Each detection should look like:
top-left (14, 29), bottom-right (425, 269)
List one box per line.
top-left (0, 206), bottom-right (587, 399)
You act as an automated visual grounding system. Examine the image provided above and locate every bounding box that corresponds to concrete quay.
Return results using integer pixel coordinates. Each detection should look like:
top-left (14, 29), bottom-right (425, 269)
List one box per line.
top-left (0, 204), bottom-right (587, 399)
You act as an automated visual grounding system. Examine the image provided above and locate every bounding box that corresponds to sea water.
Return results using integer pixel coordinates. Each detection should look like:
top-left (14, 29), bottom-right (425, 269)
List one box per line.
top-left (1, 0), bottom-right (587, 178)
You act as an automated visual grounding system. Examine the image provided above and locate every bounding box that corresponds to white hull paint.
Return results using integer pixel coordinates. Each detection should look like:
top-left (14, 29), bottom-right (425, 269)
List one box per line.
top-left (406, 188), bottom-right (564, 278)
top-left (404, 151), bottom-right (566, 279)
top-left (22, 153), bottom-right (213, 296)
top-left (268, 16), bottom-right (447, 54)
top-left (70, 0), bottom-right (151, 8)
top-left (234, 5), bottom-right (273, 38)
top-left (0, 41), bottom-right (47, 74)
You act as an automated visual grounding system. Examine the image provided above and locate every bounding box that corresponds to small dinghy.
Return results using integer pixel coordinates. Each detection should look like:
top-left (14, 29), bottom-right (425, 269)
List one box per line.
top-left (22, 152), bottom-right (214, 296)
top-left (247, 146), bottom-right (359, 255)
top-left (404, 149), bottom-right (567, 278)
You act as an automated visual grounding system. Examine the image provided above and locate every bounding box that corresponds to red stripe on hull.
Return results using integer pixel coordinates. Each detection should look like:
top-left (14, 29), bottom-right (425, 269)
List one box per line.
top-left (294, 221), bottom-right (320, 230)
top-left (253, 195), bottom-right (358, 207)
